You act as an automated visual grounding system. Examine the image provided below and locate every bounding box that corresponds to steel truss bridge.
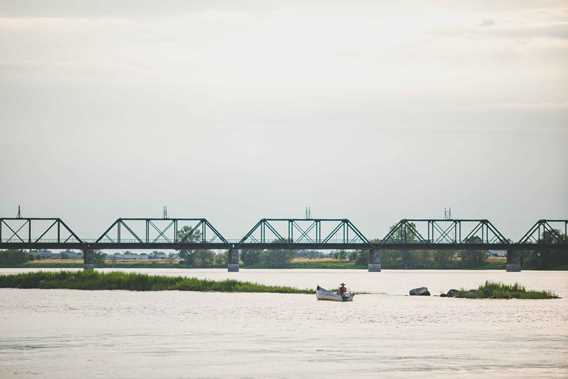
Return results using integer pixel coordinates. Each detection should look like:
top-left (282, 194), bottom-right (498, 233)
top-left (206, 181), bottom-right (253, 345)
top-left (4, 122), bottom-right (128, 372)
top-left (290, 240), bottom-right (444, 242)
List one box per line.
top-left (0, 217), bottom-right (566, 271)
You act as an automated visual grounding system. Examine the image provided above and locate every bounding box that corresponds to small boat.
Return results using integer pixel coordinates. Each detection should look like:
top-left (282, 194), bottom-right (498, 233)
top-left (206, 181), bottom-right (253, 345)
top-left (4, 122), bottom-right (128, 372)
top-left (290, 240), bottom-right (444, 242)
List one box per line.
top-left (316, 285), bottom-right (355, 302)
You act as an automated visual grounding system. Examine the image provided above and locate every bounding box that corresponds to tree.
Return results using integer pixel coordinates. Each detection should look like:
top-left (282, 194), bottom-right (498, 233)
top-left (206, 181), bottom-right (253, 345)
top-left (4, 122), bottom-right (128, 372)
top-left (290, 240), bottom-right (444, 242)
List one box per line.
top-left (214, 251), bottom-right (228, 266)
top-left (388, 222), bottom-right (419, 242)
top-left (241, 250), bottom-right (261, 266)
top-left (380, 250), bottom-right (402, 268)
top-left (460, 236), bottom-right (488, 267)
top-left (259, 249), bottom-right (295, 267)
top-left (189, 250), bottom-right (216, 267)
top-left (387, 222), bottom-right (419, 268)
top-left (95, 251), bottom-right (106, 265)
top-left (176, 226), bottom-right (202, 266)
top-left (348, 251), bottom-right (366, 264)
top-left (433, 250), bottom-right (455, 268)
top-left (348, 250), bottom-right (369, 265)
top-left (335, 251), bottom-right (348, 260)
top-left (533, 229), bottom-right (568, 269)
top-left (0, 249), bottom-right (33, 265)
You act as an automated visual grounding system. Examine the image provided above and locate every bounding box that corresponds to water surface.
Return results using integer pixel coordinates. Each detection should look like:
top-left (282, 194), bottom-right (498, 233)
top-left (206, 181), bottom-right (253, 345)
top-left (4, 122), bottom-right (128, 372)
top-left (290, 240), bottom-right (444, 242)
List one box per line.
top-left (0, 269), bottom-right (567, 378)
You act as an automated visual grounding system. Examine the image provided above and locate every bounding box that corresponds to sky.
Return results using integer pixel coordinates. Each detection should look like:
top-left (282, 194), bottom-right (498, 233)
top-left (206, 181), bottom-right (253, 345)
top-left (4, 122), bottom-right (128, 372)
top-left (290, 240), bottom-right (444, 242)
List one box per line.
top-left (0, 0), bottom-right (567, 241)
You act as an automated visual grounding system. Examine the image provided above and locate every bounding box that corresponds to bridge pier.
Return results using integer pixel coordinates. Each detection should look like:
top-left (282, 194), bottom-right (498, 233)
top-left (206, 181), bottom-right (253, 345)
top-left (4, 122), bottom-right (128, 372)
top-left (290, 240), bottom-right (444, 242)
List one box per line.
top-left (506, 249), bottom-right (521, 272)
top-left (228, 249), bottom-right (239, 272)
top-left (368, 249), bottom-right (381, 272)
top-left (83, 249), bottom-right (95, 271)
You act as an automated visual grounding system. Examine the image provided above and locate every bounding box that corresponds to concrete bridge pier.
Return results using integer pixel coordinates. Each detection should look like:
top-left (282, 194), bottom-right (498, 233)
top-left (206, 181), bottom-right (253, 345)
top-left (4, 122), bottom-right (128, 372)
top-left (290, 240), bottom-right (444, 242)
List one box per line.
top-left (368, 249), bottom-right (381, 272)
top-left (228, 249), bottom-right (239, 272)
top-left (83, 249), bottom-right (95, 271)
top-left (506, 249), bottom-right (521, 272)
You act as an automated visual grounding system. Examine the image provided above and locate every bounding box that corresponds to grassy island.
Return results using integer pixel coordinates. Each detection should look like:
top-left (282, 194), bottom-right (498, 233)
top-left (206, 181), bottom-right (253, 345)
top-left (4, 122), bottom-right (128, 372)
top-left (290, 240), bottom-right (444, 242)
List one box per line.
top-left (0, 271), bottom-right (314, 294)
top-left (455, 281), bottom-right (559, 299)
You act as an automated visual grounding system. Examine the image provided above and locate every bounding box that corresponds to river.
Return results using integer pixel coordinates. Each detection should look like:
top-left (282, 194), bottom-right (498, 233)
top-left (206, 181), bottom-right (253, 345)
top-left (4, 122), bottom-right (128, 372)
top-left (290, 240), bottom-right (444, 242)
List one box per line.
top-left (0, 268), bottom-right (567, 378)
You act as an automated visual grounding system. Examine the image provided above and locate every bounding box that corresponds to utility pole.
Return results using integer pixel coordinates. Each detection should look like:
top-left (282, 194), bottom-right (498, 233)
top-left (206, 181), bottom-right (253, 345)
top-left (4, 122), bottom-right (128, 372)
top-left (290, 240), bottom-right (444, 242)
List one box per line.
top-left (17, 205), bottom-right (22, 218)
top-left (163, 206), bottom-right (168, 219)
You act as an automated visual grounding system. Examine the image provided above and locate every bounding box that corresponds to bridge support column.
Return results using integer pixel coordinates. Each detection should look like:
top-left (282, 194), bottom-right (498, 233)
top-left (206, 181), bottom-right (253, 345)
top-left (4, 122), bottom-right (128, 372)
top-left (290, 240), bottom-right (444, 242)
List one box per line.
top-left (368, 249), bottom-right (381, 272)
top-left (83, 249), bottom-right (95, 271)
top-left (506, 249), bottom-right (521, 272)
top-left (228, 249), bottom-right (239, 272)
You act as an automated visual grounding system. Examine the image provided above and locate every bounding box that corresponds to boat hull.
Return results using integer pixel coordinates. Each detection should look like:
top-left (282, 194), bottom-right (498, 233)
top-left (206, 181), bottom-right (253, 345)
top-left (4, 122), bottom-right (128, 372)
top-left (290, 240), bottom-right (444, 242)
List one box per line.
top-left (316, 287), bottom-right (354, 302)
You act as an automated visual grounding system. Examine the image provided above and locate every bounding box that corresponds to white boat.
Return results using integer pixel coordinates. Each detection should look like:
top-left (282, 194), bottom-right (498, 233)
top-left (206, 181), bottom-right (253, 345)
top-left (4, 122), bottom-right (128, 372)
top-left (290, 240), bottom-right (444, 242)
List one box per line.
top-left (316, 285), bottom-right (355, 302)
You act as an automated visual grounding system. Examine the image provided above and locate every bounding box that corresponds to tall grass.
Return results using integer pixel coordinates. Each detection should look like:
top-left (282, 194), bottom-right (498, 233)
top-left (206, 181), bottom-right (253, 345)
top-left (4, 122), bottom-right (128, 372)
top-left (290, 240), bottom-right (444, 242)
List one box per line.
top-left (456, 281), bottom-right (558, 299)
top-left (0, 271), bottom-right (314, 294)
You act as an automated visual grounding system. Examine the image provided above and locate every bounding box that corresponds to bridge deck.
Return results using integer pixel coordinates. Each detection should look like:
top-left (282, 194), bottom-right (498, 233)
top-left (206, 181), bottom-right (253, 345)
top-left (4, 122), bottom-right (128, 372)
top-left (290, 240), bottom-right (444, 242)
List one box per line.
top-left (0, 242), bottom-right (564, 251)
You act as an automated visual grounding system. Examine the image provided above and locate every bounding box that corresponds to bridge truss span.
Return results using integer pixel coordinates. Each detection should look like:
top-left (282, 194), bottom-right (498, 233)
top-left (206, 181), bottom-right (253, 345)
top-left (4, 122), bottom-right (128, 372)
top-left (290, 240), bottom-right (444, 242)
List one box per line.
top-left (518, 220), bottom-right (568, 245)
top-left (0, 217), bottom-right (82, 246)
top-left (0, 216), bottom-right (566, 253)
top-left (381, 219), bottom-right (509, 246)
top-left (239, 218), bottom-right (369, 248)
top-left (95, 218), bottom-right (228, 246)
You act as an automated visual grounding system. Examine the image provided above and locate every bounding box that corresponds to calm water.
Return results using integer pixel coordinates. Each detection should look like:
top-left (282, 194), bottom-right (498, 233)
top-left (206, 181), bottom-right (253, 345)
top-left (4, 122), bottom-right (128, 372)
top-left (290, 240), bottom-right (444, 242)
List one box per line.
top-left (0, 269), bottom-right (567, 378)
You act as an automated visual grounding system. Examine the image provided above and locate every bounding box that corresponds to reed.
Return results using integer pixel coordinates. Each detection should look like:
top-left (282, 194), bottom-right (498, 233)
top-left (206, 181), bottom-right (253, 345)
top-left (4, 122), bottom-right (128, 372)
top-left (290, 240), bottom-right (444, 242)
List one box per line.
top-left (0, 271), bottom-right (314, 294)
top-left (456, 281), bottom-right (558, 299)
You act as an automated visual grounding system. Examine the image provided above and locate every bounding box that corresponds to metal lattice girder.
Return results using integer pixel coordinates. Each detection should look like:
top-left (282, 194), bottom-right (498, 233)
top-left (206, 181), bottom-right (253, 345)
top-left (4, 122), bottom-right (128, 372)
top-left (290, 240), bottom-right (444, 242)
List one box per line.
top-left (518, 220), bottom-right (568, 244)
top-left (95, 218), bottom-right (227, 244)
top-left (239, 218), bottom-right (369, 244)
top-left (1, 215), bottom-right (567, 251)
top-left (381, 219), bottom-right (509, 244)
top-left (0, 218), bottom-right (82, 244)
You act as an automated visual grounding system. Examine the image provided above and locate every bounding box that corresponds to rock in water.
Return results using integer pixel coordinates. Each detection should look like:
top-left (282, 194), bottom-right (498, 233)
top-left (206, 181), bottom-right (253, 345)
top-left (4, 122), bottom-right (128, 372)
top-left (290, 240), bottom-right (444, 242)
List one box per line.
top-left (446, 289), bottom-right (459, 297)
top-left (409, 287), bottom-right (430, 296)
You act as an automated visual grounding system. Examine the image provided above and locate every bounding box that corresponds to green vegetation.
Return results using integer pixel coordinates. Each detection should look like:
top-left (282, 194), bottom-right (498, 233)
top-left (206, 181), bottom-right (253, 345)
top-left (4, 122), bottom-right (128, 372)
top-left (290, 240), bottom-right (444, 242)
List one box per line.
top-left (23, 261), bottom-right (189, 269)
top-left (523, 229), bottom-right (568, 269)
top-left (372, 223), bottom-right (494, 269)
top-left (241, 248), bottom-right (296, 268)
top-left (0, 271), bottom-right (313, 294)
top-left (288, 261), bottom-right (364, 270)
top-left (0, 250), bottom-right (34, 266)
top-left (0, 249), bottom-right (507, 270)
top-left (1, 223), bottom-right (565, 270)
top-left (176, 226), bottom-right (228, 267)
top-left (455, 281), bottom-right (559, 299)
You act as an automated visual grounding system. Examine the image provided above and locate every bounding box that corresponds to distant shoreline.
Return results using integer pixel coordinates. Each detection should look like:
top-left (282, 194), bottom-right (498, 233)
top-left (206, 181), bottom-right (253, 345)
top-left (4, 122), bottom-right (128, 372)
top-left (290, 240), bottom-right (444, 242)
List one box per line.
top-left (1, 262), bottom-right (566, 270)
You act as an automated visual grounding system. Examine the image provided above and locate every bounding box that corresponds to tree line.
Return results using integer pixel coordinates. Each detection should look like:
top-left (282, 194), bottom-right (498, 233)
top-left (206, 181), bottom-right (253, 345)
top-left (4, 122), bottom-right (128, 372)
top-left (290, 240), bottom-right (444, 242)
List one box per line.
top-left (1, 225), bottom-right (565, 269)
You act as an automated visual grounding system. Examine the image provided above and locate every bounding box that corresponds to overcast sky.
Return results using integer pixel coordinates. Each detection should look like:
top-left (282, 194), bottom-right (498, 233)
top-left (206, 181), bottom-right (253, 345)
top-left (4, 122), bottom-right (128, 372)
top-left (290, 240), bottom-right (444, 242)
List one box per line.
top-left (0, 0), bottom-right (567, 241)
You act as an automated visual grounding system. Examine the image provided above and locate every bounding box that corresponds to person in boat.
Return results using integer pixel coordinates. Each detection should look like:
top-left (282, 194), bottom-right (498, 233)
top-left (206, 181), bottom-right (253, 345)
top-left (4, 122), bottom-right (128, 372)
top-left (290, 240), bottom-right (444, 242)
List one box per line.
top-left (338, 283), bottom-right (347, 296)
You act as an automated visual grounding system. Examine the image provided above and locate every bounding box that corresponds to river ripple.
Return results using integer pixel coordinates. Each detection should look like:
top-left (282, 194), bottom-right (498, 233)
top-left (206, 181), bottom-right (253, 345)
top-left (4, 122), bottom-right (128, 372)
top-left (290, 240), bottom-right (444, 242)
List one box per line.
top-left (0, 269), bottom-right (567, 378)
